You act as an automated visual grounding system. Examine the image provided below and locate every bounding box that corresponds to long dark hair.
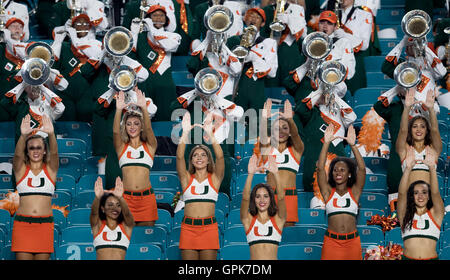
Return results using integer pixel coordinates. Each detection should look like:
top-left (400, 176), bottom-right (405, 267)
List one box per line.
top-left (99, 193), bottom-right (124, 224)
top-left (406, 116), bottom-right (432, 146)
top-left (24, 135), bottom-right (49, 164)
top-left (327, 157), bottom-right (357, 188)
top-left (401, 180), bottom-right (433, 232)
top-left (249, 183), bottom-right (278, 217)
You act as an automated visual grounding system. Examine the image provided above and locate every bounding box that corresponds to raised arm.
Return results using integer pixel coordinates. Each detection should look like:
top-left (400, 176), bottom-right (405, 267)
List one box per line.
top-left (90, 176), bottom-right (105, 233)
top-left (423, 88), bottom-right (442, 155)
top-left (112, 177), bottom-right (135, 229)
top-left (396, 88), bottom-right (416, 161)
top-left (346, 125), bottom-right (366, 198)
top-left (203, 113), bottom-right (225, 187)
top-left (135, 88), bottom-right (157, 154)
top-left (424, 147), bottom-right (445, 222)
top-left (241, 155), bottom-right (260, 228)
top-left (113, 91), bottom-right (127, 155)
top-left (40, 115), bottom-right (59, 177)
top-left (267, 156), bottom-right (286, 224)
top-left (317, 125), bottom-right (335, 202)
top-left (397, 146), bottom-right (415, 226)
top-left (13, 115), bottom-right (34, 179)
top-left (176, 112), bottom-right (193, 190)
top-left (281, 100), bottom-right (304, 157)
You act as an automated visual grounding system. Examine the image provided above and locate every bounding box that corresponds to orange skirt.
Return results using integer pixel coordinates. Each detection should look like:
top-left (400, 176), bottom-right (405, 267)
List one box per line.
top-left (274, 187), bottom-right (299, 223)
top-left (123, 188), bottom-right (158, 222)
top-left (11, 215), bottom-right (54, 253)
top-left (179, 216), bottom-right (220, 250)
top-left (321, 229), bottom-right (362, 260)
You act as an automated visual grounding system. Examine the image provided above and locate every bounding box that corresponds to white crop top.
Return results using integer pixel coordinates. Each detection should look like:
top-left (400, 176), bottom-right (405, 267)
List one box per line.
top-left (93, 222), bottom-right (131, 251)
top-left (401, 210), bottom-right (441, 242)
top-left (246, 216), bottom-right (282, 246)
top-left (16, 165), bottom-right (55, 197)
top-left (265, 146), bottom-right (300, 173)
top-left (401, 148), bottom-right (436, 172)
top-left (325, 188), bottom-right (359, 217)
top-left (118, 143), bottom-right (154, 169)
top-left (182, 173), bottom-right (218, 204)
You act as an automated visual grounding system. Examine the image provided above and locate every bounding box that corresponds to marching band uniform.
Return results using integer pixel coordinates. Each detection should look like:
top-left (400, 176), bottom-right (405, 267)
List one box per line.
top-left (193, 0), bottom-right (244, 40)
top-left (2, 0), bottom-right (30, 42)
top-left (129, 6), bottom-right (182, 122)
top-left (294, 83), bottom-right (356, 197)
top-left (261, 2), bottom-right (307, 87)
top-left (51, 14), bottom-right (103, 122)
top-left (187, 30), bottom-right (242, 99)
top-left (226, 8), bottom-right (278, 113)
top-left (123, 0), bottom-right (196, 56)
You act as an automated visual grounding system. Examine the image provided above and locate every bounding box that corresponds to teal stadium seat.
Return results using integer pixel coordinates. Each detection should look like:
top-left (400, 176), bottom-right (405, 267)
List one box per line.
top-left (58, 155), bottom-right (83, 181)
top-left (152, 156), bottom-right (177, 172)
top-left (0, 209), bottom-right (12, 233)
top-left (172, 71), bottom-right (194, 87)
top-left (280, 225), bottom-right (326, 245)
top-left (0, 122), bottom-right (14, 138)
top-left (151, 121), bottom-right (180, 137)
top-left (364, 173), bottom-right (388, 194)
top-left (384, 227), bottom-right (403, 246)
top-left (165, 244), bottom-right (181, 260)
top-left (52, 190), bottom-right (72, 211)
top-left (298, 192), bottom-right (314, 209)
top-left (155, 208), bottom-right (172, 232)
top-left (171, 56), bottom-right (190, 71)
top-left (233, 173), bottom-right (266, 195)
top-left (379, 39), bottom-right (401, 56)
top-left (72, 191), bottom-right (95, 209)
top-left (76, 174), bottom-right (105, 195)
top-left (219, 243), bottom-right (250, 260)
top-left (0, 175), bottom-right (13, 190)
top-left (54, 121), bottom-right (92, 153)
top-left (278, 244), bottom-right (322, 260)
top-left (366, 72), bottom-right (396, 88)
top-left (55, 174), bottom-right (76, 196)
top-left (0, 138), bottom-right (15, 156)
top-left (60, 226), bottom-right (93, 245)
top-left (226, 209), bottom-right (241, 229)
top-left (130, 226), bottom-right (167, 250)
top-left (167, 226), bottom-right (181, 246)
top-left (126, 244), bottom-right (162, 260)
top-left (53, 208), bottom-right (67, 231)
top-left (354, 104), bottom-right (374, 121)
top-left (380, 0), bottom-right (405, 7)
top-left (150, 173), bottom-right (181, 193)
top-left (440, 246), bottom-right (450, 260)
top-left (363, 157), bottom-right (388, 174)
top-left (57, 138), bottom-right (87, 160)
top-left (363, 56), bottom-right (386, 73)
top-left (216, 192), bottom-right (230, 216)
top-left (353, 87), bottom-right (389, 107)
top-left (359, 192), bottom-right (389, 213)
top-left (297, 208), bottom-right (326, 226)
top-left (55, 243), bottom-right (96, 260)
top-left (66, 208), bottom-right (91, 227)
top-left (223, 226), bottom-right (246, 246)
top-left (265, 87), bottom-right (295, 105)
top-left (376, 8), bottom-right (405, 25)
top-left (357, 225), bottom-right (385, 245)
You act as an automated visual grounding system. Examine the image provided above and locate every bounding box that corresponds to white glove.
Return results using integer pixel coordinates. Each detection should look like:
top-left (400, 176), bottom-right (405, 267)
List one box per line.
top-left (130, 18), bottom-right (141, 35)
top-left (277, 13), bottom-right (289, 24)
top-left (333, 28), bottom-right (347, 39)
top-left (52, 26), bottom-right (67, 43)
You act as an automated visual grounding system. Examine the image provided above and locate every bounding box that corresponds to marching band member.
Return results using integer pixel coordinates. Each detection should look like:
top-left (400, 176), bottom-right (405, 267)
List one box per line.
top-left (48, 0), bottom-right (109, 38)
top-left (226, 7), bottom-right (278, 112)
top-left (283, 10), bottom-right (355, 105)
top-left (2, 0), bottom-right (29, 41)
top-left (130, 4), bottom-right (182, 122)
top-left (193, 0), bottom-right (244, 40)
top-left (187, 30), bottom-right (242, 99)
top-left (51, 12), bottom-right (103, 122)
top-left (123, 0), bottom-right (196, 56)
top-left (294, 81), bottom-right (356, 209)
top-left (261, 0), bottom-right (307, 87)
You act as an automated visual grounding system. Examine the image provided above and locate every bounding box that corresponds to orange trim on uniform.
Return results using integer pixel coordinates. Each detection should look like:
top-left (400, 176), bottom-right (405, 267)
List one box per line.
top-left (427, 210), bottom-right (441, 230)
top-left (207, 173), bottom-right (219, 193)
top-left (142, 142), bottom-right (154, 161)
top-left (288, 146), bottom-right (300, 165)
top-left (119, 143), bottom-right (129, 159)
top-left (147, 38), bottom-right (166, 74)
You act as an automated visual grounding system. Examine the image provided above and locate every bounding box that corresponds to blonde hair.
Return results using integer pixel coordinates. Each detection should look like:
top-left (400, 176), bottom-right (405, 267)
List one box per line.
top-left (120, 111), bottom-right (147, 143)
top-left (188, 145), bottom-right (215, 174)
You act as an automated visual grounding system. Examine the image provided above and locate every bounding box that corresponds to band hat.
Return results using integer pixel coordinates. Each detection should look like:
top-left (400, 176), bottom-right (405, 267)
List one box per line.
top-left (147, 4), bottom-right (167, 15)
top-left (319, 10), bottom-right (338, 24)
top-left (245, 7), bottom-right (266, 23)
top-left (71, 13), bottom-right (92, 27)
top-left (5, 17), bottom-right (25, 28)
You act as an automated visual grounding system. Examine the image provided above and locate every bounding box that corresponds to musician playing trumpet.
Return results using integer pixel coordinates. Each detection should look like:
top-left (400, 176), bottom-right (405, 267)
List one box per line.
top-left (50, 12), bottom-right (103, 122)
top-left (226, 7), bottom-right (278, 113)
top-left (130, 4), bottom-right (181, 122)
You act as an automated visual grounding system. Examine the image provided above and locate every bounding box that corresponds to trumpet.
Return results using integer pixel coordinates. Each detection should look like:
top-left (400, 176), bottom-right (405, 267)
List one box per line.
top-left (269, 0), bottom-right (286, 34)
top-left (393, 61), bottom-right (422, 88)
top-left (26, 42), bottom-right (55, 68)
top-left (401, 9), bottom-right (431, 57)
top-left (302, 32), bottom-right (332, 80)
top-left (104, 26), bottom-right (134, 66)
top-left (334, 0), bottom-right (341, 28)
top-left (231, 25), bottom-right (258, 60)
top-left (204, 5), bottom-right (234, 56)
top-left (317, 60), bottom-right (347, 115)
top-left (109, 65), bottom-right (137, 93)
top-left (139, 0), bottom-right (148, 33)
top-left (22, 58), bottom-right (51, 86)
top-left (195, 67), bottom-right (223, 97)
